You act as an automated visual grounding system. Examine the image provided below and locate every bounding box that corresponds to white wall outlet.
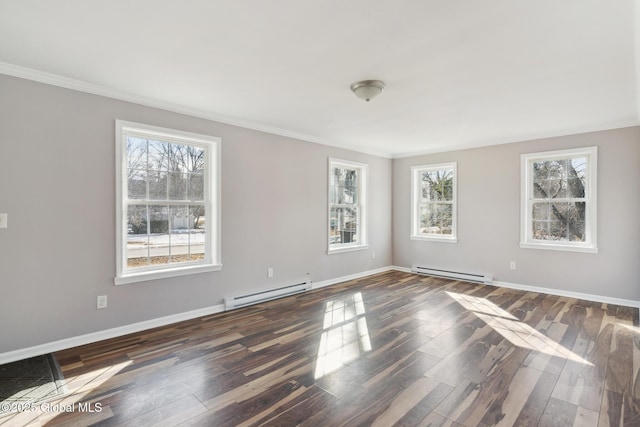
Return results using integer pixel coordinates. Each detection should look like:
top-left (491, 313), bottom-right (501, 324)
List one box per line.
top-left (371, 251), bottom-right (376, 259)
top-left (97, 295), bottom-right (108, 309)
top-left (510, 261), bottom-right (517, 270)
top-left (0, 213), bottom-right (7, 229)
top-left (267, 268), bottom-right (274, 278)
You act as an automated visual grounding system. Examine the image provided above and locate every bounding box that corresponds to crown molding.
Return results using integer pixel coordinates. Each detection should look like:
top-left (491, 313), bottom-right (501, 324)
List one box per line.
top-left (391, 120), bottom-right (640, 159)
top-left (1, 61), bottom-right (635, 161)
top-left (0, 62), bottom-right (393, 159)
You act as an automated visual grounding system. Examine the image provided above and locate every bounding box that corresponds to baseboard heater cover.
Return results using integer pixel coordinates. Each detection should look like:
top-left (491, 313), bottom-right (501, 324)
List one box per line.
top-left (412, 266), bottom-right (493, 284)
top-left (224, 281), bottom-right (311, 310)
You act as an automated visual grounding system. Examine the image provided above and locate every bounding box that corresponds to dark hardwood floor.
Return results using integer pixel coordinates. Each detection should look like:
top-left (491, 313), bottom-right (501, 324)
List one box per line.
top-left (2, 271), bottom-right (638, 426)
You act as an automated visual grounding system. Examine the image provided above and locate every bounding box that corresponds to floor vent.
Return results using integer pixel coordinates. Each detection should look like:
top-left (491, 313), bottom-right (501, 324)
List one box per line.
top-left (224, 281), bottom-right (311, 311)
top-left (412, 266), bottom-right (493, 284)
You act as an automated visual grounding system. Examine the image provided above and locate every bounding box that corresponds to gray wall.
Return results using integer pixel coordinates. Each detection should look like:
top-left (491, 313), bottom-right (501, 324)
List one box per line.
top-left (0, 74), bottom-right (392, 352)
top-left (2, 71), bottom-right (638, 355)
top-left (392, 127), bottom-right (640, 301)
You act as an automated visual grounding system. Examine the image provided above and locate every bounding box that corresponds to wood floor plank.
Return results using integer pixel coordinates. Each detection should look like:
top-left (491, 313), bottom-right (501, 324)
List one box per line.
top-left (234, 384), bottom-right (310, 427)
top-left (512, 370), bottom-right (559, 427)
top-left (521, 320), bottom-right (569, 376)
top-left (262, 386), bottom-right (338, 427)
top-left (111, 394), bottom-right (206, 427)
top-left (537, 397), bottom-right (578, 427)
top-left (395, 381), bottom-right (454, 427)
top-left (417, 412), bottom-right (465, 427)
top-left (573, 406), bottom-right (599, 427)
top-left (370, 376), bottom-right (441, 427)
top-left (550, 347), bottom-right (606, 412)
top-left (425, 338), bottom-right (495, 386)
top-left (2, 270), bottom-right (637, 426)
top-left (605, 325), bottom-right (635, 396)
top-left (198, 357), bottom-right (311, 412)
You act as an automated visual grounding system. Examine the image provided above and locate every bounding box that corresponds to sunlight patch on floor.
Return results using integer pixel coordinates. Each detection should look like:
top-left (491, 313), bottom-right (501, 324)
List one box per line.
top-left (617, 323), bottom-right (640, 334)
top-left (38, 360), bottom-right (131, 424)
top-left (315, 292), bottom-right (372, 379)
top-left (1, 360), bottom-right (131, 425)
top-left (446, 292), bottom-right (592, 366)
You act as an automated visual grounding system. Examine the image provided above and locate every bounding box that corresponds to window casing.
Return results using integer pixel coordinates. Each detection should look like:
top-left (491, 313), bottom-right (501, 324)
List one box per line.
top-left (411, 163), bottom-right (457, 242)
top-left (115, 120), bottom-right (221, 284)
top-left (520, 146), bottom-right (597, 253)
top-left (328, 158), bottom-right (368, 253)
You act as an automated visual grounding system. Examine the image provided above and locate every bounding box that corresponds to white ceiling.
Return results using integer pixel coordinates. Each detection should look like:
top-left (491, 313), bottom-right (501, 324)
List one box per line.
top-left (0, 0), bottom-right (638, 158)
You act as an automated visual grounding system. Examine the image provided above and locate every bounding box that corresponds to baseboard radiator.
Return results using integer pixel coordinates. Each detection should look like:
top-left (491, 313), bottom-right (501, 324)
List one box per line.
top-left (224, 281), bottom-right (311, 311)
top-left (412, 265), bottom-right (493, 284)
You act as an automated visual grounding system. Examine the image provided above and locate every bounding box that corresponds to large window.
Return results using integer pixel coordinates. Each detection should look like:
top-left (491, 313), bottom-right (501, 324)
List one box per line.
top-left (520, 146), bottom-right (597, 253)
top-left (411, 163), bottom-right (457, 242)
top-left (115, 120), bottom-right (221, 284)
top-left (328, 158), bottom-right (368, 253)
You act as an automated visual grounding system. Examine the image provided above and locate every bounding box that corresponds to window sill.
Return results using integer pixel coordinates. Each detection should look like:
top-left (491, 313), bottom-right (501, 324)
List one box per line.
top-left (327, 244), bottom-right (369, 255)
top-left (115, 263), bottom-right (222, 285)
top-left (411, 235), bottom-right (458, 243)
top-left (519, 242), bottom-right (598, 254)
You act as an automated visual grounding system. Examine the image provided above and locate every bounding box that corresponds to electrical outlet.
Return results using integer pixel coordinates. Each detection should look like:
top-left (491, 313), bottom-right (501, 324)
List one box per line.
top-left (0, 213), bottom-right (7, 229)
top-left (97, 295), bottom-right (108, 309)
top-left (267, 268), bottom-right (274, 278)
top-left (371, 251), bottom-right (376, 259)
top-left (510, 261), bottom-right (516, 270)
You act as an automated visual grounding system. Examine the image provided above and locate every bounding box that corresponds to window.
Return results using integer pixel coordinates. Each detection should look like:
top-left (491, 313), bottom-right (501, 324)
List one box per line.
top-left (520, 146), bottom-right (597, 253)
top-left (115, 120), bottom-right (221, 284)
top-left (411, 163), bottom-right (457, 242)
top-left (328, 158), bottom-right (368, 253)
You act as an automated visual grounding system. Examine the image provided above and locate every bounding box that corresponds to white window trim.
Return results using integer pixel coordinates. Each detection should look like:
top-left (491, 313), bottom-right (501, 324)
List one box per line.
top-left (327, 158), bottom-right (369, 254)
top-left (115, 120), bottom-right (222, 285)
top-left (520, 146), bottom-right (597, 253)
top-left (410, 162), bottom-right (458, 243)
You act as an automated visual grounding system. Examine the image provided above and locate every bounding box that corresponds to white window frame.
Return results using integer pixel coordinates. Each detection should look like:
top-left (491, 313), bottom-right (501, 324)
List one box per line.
top-left (520, 146), bottom-right (597, 253)
top-left (115, 120), bottom-right (222, 285)
top-left (328, 158), bottom-right (368, 254)
top-left (410, 162), bottom-right (458, 242)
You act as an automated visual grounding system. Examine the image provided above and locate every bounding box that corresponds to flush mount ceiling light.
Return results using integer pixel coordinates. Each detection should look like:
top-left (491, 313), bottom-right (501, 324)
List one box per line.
top-left (350, 80), bottom-right (385, 102)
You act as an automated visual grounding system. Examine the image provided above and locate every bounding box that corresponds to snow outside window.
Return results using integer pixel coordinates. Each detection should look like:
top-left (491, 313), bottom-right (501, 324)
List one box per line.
top-left (115, 120), bottom-right (221, 284)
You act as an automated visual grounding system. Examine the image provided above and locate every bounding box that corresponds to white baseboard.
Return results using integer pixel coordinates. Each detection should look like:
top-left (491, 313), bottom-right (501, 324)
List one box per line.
top-left (391, 265), bottom-right (412, 273)
top-left (0, 267), bottom-right (395, 365)
top-left (4, 266), bottom-right (637, 365)
top-left (491, 280), bottom-right (640, 309)
top-left (311, 266), bottom-right (393, 290)
top-left (394, 264), bottom-right (640, 308)
top-left (0, 304), bottom-right (224, 365)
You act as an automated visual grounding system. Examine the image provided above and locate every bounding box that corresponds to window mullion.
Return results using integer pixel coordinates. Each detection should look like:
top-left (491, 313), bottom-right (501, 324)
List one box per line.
top-left (117, 120), bottom-right (221, 284)
top-left (411, 163), bottom-right (456, 241)
top-left (328, 158), bottom-right (368, 252)
top-left (520, 146), bottom-right (597, 252)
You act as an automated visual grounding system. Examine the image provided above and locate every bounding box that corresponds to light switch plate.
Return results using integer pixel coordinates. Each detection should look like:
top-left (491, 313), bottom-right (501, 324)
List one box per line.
top-left (97, 295), bottom-right (108, 309)
top-left (0, 213), bottom-right (7, 229)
